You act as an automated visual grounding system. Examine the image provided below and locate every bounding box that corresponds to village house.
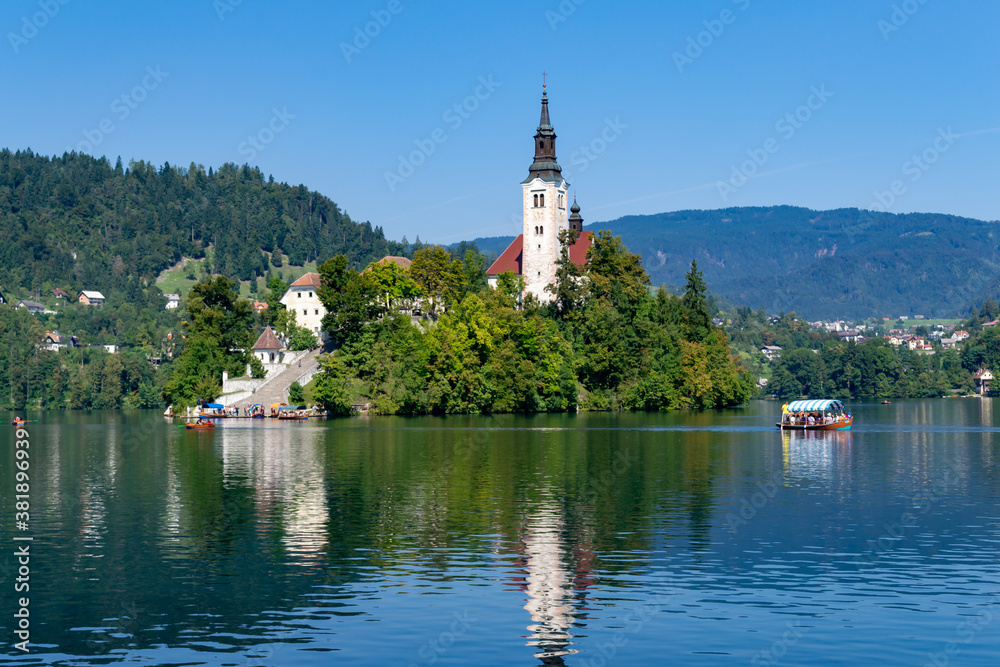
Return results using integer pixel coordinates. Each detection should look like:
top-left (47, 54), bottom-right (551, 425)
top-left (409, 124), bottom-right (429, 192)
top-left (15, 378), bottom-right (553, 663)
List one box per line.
top-left (761, 346), bottom-right (782, 361)
top-left (42, 331), bottom-right (79, 351)
top-left (279, 273), bottom-right (326, 338)
top-left (50, 288), bottom-right (69, 299)
top-left (164, 294), bottom-right (181, 309)
top-left (78, 290), bottom-right (105, 306)
top-left (16, 299), bottom-right (46, 314)
top-left (252, 301), bottom-right (268, 313)
top-left (974, 369), bottom-right (993, 395)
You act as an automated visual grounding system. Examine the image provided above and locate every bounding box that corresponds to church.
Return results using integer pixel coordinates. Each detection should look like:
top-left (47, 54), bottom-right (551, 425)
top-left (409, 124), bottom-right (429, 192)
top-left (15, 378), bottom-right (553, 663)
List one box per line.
top-left (486, 85), bottom-right (594, 302)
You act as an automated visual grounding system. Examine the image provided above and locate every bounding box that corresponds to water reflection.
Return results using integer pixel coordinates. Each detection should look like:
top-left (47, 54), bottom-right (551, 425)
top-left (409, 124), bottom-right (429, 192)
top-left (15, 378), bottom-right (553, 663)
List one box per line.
top-left (780, 429), bottom-right (852, 485)
top-left (518, 499), bottom-right (583, 664)
top-left (4, 402), bottom-right (1000, 665)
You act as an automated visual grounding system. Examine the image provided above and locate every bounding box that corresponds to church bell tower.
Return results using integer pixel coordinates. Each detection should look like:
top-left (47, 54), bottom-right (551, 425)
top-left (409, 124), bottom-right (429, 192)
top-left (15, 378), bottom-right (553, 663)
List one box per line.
top-left (521, 82), bottom-right (570, 302)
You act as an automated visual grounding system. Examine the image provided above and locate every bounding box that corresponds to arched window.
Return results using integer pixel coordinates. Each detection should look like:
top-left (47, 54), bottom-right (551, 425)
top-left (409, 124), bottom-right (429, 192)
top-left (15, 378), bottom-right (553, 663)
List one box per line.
top-left (533, 194), bottom-right (539, 207)
top-left (539, 194), bottom-right (545, 207)
top-left (540, 226), bottom-right (544, 234)
top-left (539, 140), bottom-right (544, 151)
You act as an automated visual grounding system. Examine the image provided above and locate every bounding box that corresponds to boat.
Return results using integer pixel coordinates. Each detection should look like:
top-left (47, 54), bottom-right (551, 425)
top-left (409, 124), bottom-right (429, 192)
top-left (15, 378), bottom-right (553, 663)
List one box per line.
top-left (199, 403), bottom-right (227, 418)
top-left (882, 400), bottom-right (892, 405)
top-left (778, 399), bottom-right (853, 431)
top-left (12, 418), bottom-right (25, 426)
top-left (278, 405), bottom-right (310, 420)
top-left (185, 420), bottom-right (216, 430)
top-left (269, 402), bottom-right (288, 418)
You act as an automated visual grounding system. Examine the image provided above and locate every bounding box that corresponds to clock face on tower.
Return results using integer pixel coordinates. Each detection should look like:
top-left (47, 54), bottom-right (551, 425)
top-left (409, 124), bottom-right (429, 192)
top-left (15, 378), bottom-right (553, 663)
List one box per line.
top-left (532, 209), bottom-right (543, 221)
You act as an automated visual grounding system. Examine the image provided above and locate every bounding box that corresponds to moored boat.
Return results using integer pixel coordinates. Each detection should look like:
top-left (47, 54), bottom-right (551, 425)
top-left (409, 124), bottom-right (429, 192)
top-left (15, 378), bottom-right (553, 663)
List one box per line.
top-left (185, 420), bottom-right (216, 430)
top-left (199, 403), bottom-right (227, 418)
top-left (778, 399), bottom-right (853, 431)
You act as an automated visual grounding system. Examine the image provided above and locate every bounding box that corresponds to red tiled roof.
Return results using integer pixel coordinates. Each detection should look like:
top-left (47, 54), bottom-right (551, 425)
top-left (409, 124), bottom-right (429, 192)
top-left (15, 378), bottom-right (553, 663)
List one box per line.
top-left (290, 272), bottom-right (322, 289)
top-left (569, 231), bottom-right (595, 266)
top-left (252, 326), bottom-right (283, 351)
top-left (487, 235), bottom-right (523, 275)
top-left (486, 231), bottom-right (594, 276)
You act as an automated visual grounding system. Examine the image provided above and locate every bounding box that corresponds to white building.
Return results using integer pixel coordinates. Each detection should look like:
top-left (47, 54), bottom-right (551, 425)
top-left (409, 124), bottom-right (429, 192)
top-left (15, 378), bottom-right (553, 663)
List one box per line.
top-left (252, 326), bottom-right (284, 364)
top-left (164, 294), bottom-right (181, 309)
top-left (280, 273), bottom-right (326, 337)
top-left (487, 86), bottom-right (593, 302)
top-left (762, 346), bottom-right (782, 361)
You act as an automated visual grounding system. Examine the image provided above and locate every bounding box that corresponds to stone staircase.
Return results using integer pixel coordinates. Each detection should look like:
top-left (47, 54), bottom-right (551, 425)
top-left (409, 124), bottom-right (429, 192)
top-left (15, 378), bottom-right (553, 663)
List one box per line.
top-left (235, 348), bottom-right (323, 409)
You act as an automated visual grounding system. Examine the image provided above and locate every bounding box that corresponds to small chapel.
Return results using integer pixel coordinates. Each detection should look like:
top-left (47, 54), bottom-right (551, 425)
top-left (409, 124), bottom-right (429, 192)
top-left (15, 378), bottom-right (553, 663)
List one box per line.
top-left (486, 84), bottom-right (593, 302)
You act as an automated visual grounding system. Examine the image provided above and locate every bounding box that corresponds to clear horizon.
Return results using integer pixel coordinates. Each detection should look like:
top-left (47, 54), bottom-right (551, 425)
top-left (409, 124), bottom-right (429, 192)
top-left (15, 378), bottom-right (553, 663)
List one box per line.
top-left (3, 0), bottom-right (998, 244)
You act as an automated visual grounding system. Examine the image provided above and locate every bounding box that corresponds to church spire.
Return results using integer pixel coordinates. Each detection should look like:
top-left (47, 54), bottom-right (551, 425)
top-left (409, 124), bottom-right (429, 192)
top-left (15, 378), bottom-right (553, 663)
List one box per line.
top-left (569, 197), bottom-right (584, 233)
top-left (524, 81), bottom-right (563, 184)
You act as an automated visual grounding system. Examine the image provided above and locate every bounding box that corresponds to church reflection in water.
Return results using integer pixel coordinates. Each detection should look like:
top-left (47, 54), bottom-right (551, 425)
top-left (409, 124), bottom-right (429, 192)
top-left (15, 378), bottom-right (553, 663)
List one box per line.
top-left (504, 497), bottom-right (596, 665)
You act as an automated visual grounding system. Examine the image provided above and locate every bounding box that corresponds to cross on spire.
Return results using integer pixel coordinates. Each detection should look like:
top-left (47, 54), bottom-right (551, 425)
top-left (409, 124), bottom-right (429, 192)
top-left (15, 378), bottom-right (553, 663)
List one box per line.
top-left (542, 71), bottom-right (548, 89)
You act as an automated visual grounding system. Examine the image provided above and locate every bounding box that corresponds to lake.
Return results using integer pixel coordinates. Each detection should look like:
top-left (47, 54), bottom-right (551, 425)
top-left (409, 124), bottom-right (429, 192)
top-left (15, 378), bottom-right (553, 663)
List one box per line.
top-left (2, 399), bottom-right (1000, 665)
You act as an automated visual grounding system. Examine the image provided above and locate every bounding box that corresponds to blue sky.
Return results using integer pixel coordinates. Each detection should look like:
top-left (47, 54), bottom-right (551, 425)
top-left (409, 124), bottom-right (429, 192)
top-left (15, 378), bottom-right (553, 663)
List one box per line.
top-left (2, 0), bottom-right (998, 244)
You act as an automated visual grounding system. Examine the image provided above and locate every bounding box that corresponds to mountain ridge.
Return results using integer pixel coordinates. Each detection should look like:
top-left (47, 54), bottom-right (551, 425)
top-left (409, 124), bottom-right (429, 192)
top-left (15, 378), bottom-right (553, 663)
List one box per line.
top-left (471, 206), bottom-right (1000, 320)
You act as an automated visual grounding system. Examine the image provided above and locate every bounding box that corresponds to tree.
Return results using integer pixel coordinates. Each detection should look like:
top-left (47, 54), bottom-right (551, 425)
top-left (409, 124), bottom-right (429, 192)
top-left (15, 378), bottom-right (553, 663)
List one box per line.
top-left (162, 276), bottom-right (255, 408)
top-left (410, 246), bottom-right (466, 314)
top-left (586, 230), bottom-right (649, 315)
top-left (288, 326), bottom-right (318, 351)
top-left (547, 229), bottom-right (585, 318)
top-left (312, 354), bottom-right (353, 416)
top-left (288, 381), bottom-right (304, 404)
top-left (318, 255), bottom-right (379, 345)
top-left (682, 260), bottom-right (712, 342)
top-left (366, 260), bottom-right (420, 313)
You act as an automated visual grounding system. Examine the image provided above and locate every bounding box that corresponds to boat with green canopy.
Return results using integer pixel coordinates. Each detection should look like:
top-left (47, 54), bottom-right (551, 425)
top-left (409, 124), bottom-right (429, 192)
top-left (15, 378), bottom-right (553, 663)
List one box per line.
top-left (777, 399), bottom-right (853, 431)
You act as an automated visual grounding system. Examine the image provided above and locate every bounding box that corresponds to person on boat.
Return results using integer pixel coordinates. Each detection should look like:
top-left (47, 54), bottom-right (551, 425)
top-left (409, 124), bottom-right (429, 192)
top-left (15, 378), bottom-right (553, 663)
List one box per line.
top-left (13, 417), bottom-right (25, 425)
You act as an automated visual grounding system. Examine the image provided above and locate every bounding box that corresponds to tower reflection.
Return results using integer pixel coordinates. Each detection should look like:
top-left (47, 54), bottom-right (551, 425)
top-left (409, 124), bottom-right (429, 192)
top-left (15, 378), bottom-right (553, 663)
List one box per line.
top-left (510, 498), bottom-right (595, 665)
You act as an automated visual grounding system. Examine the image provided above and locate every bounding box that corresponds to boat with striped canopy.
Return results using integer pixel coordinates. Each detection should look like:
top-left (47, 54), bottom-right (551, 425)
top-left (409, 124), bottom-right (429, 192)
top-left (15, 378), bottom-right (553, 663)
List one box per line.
top-left (778, 399), bottom-right (853, 431)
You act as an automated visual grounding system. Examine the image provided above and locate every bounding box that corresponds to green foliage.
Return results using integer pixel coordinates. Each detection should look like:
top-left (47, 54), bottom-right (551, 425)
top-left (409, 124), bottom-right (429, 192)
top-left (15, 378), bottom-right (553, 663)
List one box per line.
top-left (312, 354), bottom-right (353, 416)
top-left (162, 276), bottom-right (255, 408)
top-left (0, 305), bottom-right (165, 410)
top-left (318, 255), bottom-right (380, 346)
top-left (0, 151), bottom-right (405, 296)
top-left (410, 246), bottom-right (466, 314)
top-left (310, 229), bottom-right (755, 415)
top-left (288, 326), bottom-right (318, 351)
top-left (769, 340), bottom-right (971, 400)
top-left (288, 381), bottom-right (304, 404)
top-left (682, 260), bottom-right (711, 342)
top-left (365, 260), bottom-right (420, 313)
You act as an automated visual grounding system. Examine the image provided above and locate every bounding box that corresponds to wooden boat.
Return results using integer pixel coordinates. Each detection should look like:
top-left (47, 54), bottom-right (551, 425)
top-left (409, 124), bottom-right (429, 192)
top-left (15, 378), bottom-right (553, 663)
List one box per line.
top-left (778, 399), bottom-right (853, 431)
top-left (882, 400), bottom-right (892, 405)
top-left (199, 403), bottom-right (227, 418)
top-left (185, 421), bottom-right (216, 430)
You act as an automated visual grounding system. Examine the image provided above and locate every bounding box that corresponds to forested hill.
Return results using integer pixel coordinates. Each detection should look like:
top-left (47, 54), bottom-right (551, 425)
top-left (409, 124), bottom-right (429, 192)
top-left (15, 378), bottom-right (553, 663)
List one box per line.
top-left (0, 150), bottom-right (404, 293)
top-left (475, 206), bottom-right (1000, 320)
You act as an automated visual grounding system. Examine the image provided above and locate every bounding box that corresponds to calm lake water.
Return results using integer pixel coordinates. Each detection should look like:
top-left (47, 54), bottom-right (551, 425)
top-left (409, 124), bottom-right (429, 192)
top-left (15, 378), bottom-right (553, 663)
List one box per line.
top-left (2, 400), bottom-right (1000, 666)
